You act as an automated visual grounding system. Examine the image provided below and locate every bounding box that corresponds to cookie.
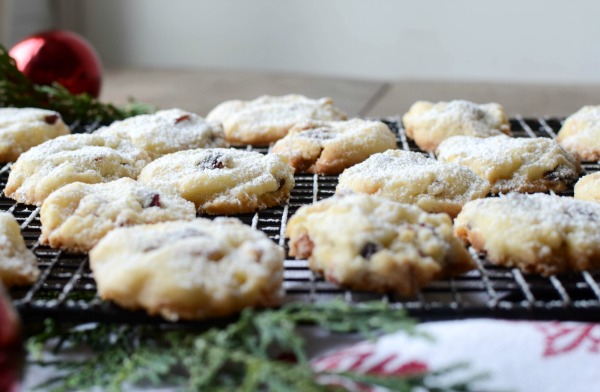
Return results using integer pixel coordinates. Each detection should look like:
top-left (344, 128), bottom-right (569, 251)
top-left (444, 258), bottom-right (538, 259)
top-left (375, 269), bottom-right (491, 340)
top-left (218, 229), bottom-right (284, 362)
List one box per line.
top-left (95, 108), bottom-right (228, 160)
top-left (271, 119), bottom-right (398, 174)
top-left (0, 212), bottom-right (39, 288)
top-left (574, 172), bottom-right (600, 202)
top-left (402, 100), bottom-right (511, 152)
top-left (436, 135), bottom-right (581, 194)
top-left (138, 148), bottom-right (294, 214)
top-left (455, 193), bottom-right (600, 276)
top-left (336, 150), bottom-right (489, 217)
top-left (0, 107), bottom-right (70, 162)
top-left (206, 94), bottom-right (347, 145)
top-left (286, 194), bottom-right (474, 296)
top-left (89, 218), bottom-right (284, 321)
top-left (557, 105), bottom-right (600, 161)
top-left (4, 134), bottom-right (151, 206)
top-left (40, 178), bottom-right (196, 253)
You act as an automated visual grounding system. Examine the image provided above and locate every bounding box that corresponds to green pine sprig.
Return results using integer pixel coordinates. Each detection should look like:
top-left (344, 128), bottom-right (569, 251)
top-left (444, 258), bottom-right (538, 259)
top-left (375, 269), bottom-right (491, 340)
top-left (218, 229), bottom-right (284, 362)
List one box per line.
top-left (27, 300), bottom-right (486, 392)
top-left (0, 44), bottom-right (154, 124)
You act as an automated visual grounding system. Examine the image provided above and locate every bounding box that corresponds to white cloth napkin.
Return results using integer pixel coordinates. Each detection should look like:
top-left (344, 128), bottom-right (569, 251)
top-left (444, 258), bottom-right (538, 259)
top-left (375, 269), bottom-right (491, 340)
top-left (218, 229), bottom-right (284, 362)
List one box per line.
top-left (310, 319), bottom-right (600, 392)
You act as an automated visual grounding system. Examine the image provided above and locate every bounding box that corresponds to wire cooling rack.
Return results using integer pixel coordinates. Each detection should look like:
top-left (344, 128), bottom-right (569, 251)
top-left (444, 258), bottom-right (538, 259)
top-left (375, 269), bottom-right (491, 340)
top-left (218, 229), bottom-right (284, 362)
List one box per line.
top-left (6, 117), bottom-right (600, 323)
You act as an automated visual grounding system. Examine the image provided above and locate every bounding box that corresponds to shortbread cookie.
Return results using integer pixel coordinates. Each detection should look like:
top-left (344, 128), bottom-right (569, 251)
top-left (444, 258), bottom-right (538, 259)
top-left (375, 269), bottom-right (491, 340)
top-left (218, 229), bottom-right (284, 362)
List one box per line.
top-left (557, 106), bottom-right (600, 161)
top-left (0, 212), bottom-right (39, 288)
top-left (336, 150), bottom-right (489, 217)
top-left (402, 100), bottom-right (511, 152)
top-left (138, 148), bottom-right (294, 214)
top-left (206, 94), bottom-right (347, 145)
top-left (455, 193), bottom-right (600, 276)
top-left (574, 172), bottom-right (600, 202)
top-left (286, 194), bottom-right (474, 296)
top-left (271, 119), bottom-right (397, 174)
top-left (436, 135), bottom-right (581, 194)
top-left (89, 218), bottom-right (284, 321)
top-left (4, 134), bottom-right (150, 206)
top-left (95, 108), bottom-right (228, 160)
top-left (40, 178), bottom-right (196, 253)
top-left (0, 107), bottom-right (70, 162)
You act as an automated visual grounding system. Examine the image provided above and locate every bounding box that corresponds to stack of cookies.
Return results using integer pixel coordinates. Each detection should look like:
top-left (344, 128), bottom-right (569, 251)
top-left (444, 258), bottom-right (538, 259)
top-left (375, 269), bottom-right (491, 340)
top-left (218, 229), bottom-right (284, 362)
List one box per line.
top-left (1, 95), bottom-right (600, 321)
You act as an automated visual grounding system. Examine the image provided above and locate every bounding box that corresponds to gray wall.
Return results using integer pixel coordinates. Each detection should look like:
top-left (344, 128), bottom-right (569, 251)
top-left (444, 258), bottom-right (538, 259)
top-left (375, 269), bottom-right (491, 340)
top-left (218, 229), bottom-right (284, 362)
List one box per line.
top-left (2, 0), bottom-right (55, 46)
top-left (6, 0), bottom-right (600, 84)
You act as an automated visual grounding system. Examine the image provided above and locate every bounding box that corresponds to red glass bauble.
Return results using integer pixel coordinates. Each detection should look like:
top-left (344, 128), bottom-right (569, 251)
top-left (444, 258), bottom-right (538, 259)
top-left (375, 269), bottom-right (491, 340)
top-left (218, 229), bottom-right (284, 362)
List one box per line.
top-left (9, 30), bottom-right (102, 98)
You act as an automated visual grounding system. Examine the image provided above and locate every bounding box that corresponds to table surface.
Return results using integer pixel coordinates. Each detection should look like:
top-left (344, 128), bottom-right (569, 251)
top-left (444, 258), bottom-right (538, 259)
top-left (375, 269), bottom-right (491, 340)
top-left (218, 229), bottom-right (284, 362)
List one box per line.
top-left (102, 68), bottom-right (600, 118)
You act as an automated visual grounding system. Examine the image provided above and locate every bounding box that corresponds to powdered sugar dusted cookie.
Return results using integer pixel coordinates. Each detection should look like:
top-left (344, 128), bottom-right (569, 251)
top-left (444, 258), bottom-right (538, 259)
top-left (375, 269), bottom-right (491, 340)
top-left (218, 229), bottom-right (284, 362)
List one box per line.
top-left (89, 218), bottom-right (284, 321)
top-left (336, 150), bottom-right (489, 217)
top-left (574, 172), bottom-right (600, 202)
top-left (4, 134), bottom-right (150, 206)
top-left (286, 194), bottom-right (474, 296)
top-left (455, 193), bottom-right (600, 276)
top-left (271, 119), bottom-right (397, 174)
top-left (0, 212), bottom-right (39, 288)
top-left (436, 135), bottom-right (581, 194)
top-left (206, 94), bottom-right (347, 145)
top-left (0, 107), bottom-right (70, 162)
top-left (557, 106), bottom-right (600, 161)
top-left (402, 100), bottom-right (511, 152)
top-left (40, 178), bottom-right (196, 253)
top-left (95, 108), bottom-right (227, 160)
top-left (138, 148), bottom-right (294, 214)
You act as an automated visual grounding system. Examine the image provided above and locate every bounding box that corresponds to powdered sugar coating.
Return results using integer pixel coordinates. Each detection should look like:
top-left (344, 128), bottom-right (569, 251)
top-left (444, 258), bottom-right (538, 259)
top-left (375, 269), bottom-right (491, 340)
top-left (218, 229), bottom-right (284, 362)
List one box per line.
top-left (286, 194), bottom-right (474, 296)
top-left (40, 178), bottom-right (196, 253)
top-left (0, 212), bottom-right (39, 288)
top-left (138, 148), bottom-right (294, 214)
top-left (206, 94), bottom-right (347, 145)
top-left (402, 100), bottom-right (511, 152)
top-left (4, 134), bottom-right (151, 206)
top-left (89, 218), bottom-right (284, 321)
top-left (336, 150), bottom-right (490, 217)
top-left (436, 135), bottom-right (581, 194)
top-left (455, 193), bottom-right (600, 275)
top-left (0, 107), bottom-right (70, 162)
top-left (271, 119), bottom-right (397, 174)
top-left (557, 105), bottom-right (600, 161)
top-left (95, 108), bottom-right (227, 160)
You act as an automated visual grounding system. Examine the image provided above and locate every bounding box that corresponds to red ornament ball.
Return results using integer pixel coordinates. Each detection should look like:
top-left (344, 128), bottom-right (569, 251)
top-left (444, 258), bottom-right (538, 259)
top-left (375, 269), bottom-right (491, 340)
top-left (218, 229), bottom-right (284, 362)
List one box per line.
top-left (9, 30), bottom-right (102, 98)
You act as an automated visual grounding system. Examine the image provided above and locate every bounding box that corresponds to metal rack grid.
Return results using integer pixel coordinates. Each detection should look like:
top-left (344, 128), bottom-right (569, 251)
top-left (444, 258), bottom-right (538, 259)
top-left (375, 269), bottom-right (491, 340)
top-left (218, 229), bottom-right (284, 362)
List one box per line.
top-left (6, 117), bottom-right (600, 323)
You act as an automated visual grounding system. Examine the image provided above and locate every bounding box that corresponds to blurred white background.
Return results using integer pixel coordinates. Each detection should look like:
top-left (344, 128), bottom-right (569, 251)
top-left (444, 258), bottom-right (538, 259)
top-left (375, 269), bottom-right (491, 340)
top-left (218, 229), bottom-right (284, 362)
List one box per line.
top-left (3, 0), bottom-right (600, 85)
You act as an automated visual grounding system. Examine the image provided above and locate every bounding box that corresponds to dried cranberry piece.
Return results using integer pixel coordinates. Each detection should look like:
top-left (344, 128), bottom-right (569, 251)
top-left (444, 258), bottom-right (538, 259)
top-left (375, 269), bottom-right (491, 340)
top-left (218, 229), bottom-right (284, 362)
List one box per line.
top-left (44, 114), bottom-right (59, 125)
top-left (544, 168), bottom-right (577, 185)
top-left (294, 234), bottom-right (314, 258)
top-left (175, 114), bottom-right (191, 124)
top-left (142, 193), bottom-right (161, 208)
top-left (198, 152), bottom-right (225, 170)
top-left (360, 242), bottom-right (379, 259)
top-left (278, 178), bottom-right (286, 190)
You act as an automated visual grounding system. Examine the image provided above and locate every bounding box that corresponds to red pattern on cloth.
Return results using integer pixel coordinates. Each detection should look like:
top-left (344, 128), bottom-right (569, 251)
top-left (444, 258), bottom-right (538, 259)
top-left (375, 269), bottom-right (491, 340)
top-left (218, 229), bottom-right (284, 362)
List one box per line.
top-left (312, 343), bottom-right (429, 392)
top-left (312, 343), bottom-right (428, 375)
top-left (535, 322), bottom-right (600, 357)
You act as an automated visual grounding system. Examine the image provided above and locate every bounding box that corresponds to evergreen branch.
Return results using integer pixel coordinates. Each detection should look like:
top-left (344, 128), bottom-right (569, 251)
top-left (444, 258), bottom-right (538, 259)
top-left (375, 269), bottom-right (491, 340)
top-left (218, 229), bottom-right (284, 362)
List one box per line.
top-left (0, 44), bottom-right (154, 124)
top-left (27, 300), bottom-right (483, 392)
